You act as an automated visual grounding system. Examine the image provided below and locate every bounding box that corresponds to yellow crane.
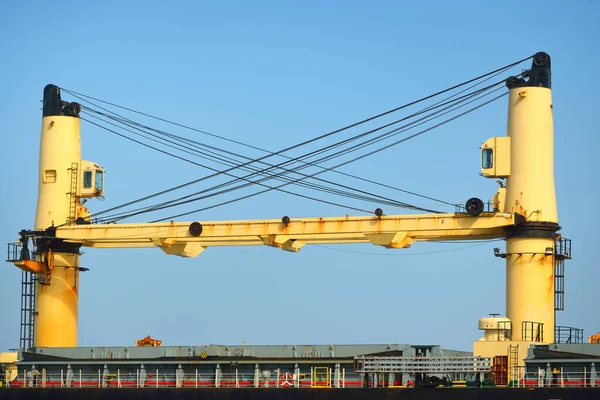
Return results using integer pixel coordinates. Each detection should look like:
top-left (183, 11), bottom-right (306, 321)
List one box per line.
top-left (9, 53), bottom-right (563, 366)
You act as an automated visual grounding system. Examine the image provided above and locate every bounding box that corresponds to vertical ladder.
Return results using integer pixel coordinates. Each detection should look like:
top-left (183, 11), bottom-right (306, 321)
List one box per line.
top-left (67, 162), bottom-right (78, 224)
top-left (554, 236), bottom-right (571, 311)
top-left (508, 344), bottom-right (519, 387)
top-left (20, 270), bottom-right (36, 349)
top-left (554, 258), bottom-right (565, 311)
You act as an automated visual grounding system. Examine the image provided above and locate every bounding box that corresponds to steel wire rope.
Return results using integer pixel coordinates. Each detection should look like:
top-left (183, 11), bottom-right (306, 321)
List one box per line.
top-left (148, 92), bottom-right (507, 222)
top-left (59, 56), bottom-right (531, 216)
top-left (70, 83), bottom-right (487, 219)
top-left (90, 83), bottom-right (504, 222)
top-left (81, 65), bottom-right (510, 213)
top-left (93, 87), bottom-right (500, 223)
top-left (83, 89), bottom-right (480, 222)
top-left (78, 112), bottom-right (434, 222)
top-left (80, 108), bottom-right (439, 214)
top-left (97, 88), bottom-right (504, 223)
top-left (73, 95), bottom-right (453, 220)
top-left (80, 116), bottom-right (380, 216)
top-left (110, 85), bottom-right (505, 222)
top-left (313, 239), bottom-right (502, 256)
top-left (292, 86), bottom-right (507, 169)
top-left (58, 54), bottom-right (530, 165)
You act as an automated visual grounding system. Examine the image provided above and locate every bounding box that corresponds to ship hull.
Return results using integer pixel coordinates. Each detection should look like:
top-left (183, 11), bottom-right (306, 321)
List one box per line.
top-left (1, 388), bottom-right (599, 399)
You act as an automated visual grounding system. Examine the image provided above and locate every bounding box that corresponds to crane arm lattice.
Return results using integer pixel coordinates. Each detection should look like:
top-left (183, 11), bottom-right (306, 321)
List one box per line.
top-left (53, 212), bottom-right (521, 257)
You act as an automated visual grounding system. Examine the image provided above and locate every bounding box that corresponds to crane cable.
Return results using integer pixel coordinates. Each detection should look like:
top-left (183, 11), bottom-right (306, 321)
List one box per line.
top-left (314, 238), bottom-right (503, 257)
top-left (57, 55), bottom-right (532, 218)
top-left (75, 76), bottom-right (510, 223)
top-left (81, 86), bottom-right (490, 221)
top-left (83, 78), bottom-right (501, 214)
top-left (58, 53), bottom-right (532, 161)
top-left (87, 85), bottom-right (507, 222)
top-left (152, 92), bottom-right (507, 222)
top-left (91, 85), bottom-right (504, 222)
top-left (69, 72), bottom-right (505, 219)
top-left (79, 108), bottom-right (441, 214)
top-left (80, 117), bottom-right (380, 216)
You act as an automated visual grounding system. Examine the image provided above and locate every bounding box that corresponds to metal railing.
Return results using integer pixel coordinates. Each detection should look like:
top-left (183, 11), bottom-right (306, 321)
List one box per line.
top-left (3, 365), bottom-right (600, 389)
top-left (509, 366), bottom-right (599, 388)
top-left (521, 321), bottom-right (544, 342)
top-left (353, 356), bottom-right (492, 374)
top-left (0, 367), bottom-right (351, 389)
top-left (6, 242), bottom-right (22, 262)
top-left (555, 326), bottom-right (584, 344)
top-left (555, 236), bottom-right (572, 259)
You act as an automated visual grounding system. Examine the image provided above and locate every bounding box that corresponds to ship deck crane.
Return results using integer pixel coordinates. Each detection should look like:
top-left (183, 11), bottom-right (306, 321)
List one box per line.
top-left (8, 52), bottom-right (566, 367)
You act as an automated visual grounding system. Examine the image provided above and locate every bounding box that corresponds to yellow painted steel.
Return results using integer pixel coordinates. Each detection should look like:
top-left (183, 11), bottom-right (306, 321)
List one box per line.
top-left (505, 86), bottom-right (557, 344)
top-left (504, 87), bottom-right (557, 222)
top-left (506, 237), bottom-right (555, 343)
top-left (33, 116), bottom-right (81, 347)
top-left (13, 260), bottom-right (45, 273)
top-left (35, 117), bottom-right (81, 230)
top-left (473, 341), bottom-right (531, 372)
top-left (312, 366), bottom-right (330, 388)
top-left (480, 136), bottom-right (511, 178)
top-left (0, 352), bottom-right (18, 382)
top-left (55, 212), bottom-right (519, 256)
top-left (34, 253), bottom-right (79, 347)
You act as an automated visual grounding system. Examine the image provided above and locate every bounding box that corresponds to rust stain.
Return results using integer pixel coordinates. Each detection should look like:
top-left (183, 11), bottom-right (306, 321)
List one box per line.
top-left (317, 217), bottom-right (325, 232)
top-left (375, 217), bottom-right (382, 232)
top-left (515, 253), bottom-right (523, 266)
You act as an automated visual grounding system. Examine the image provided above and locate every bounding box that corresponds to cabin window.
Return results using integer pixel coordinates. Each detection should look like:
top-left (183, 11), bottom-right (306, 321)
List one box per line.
top-left (95, 170), bottom-right (103, 192)
top-left (43, 169), bottom-right (56, 183)
top-left (482, 148), bottom-right (493, 169)
top-left (83, 170), bottom-right (93, 189)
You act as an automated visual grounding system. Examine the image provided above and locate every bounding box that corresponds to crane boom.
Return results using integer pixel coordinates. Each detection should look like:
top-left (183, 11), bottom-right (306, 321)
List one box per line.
top-left (53, 212), bottom-right (519, 256)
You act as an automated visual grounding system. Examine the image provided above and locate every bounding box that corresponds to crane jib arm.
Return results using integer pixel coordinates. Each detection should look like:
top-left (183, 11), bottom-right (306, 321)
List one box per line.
top-left (54, 212), bottom-right (523, 257)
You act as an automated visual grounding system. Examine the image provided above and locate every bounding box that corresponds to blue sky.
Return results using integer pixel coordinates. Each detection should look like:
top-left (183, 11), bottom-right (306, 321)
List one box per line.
top-left (0, 1), bottom-right (598, 353)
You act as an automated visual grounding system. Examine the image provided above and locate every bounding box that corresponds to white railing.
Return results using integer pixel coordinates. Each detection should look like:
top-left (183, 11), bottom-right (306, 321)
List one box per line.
top-left (1, 367), bottom-right (352, 389)
top-left (510, 366), bottom-right (599, 388)
top-left (3, 366), bottom-right (599, 389)
top-left (354, 355), bottom-right (492, 373)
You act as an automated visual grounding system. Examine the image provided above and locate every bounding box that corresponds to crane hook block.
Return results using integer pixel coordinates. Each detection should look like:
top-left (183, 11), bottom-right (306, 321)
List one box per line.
top-left (465, 198), bottom-right (484, 217)
top-left (189, 222), bottom-right (203, 236)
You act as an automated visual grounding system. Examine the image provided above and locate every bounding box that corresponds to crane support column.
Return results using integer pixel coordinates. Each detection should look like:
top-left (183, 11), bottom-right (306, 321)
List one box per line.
top-left (504, 53), bottom-right (558, 343)
top-left (33, 85), bottom-right (83, 347)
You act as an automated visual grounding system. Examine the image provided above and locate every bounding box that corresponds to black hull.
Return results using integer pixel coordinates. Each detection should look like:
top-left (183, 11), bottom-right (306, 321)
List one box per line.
top-left (1, 388), bottom-right (599, 400)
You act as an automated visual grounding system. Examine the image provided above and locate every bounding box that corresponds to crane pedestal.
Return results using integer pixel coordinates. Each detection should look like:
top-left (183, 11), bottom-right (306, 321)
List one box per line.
top-left (34, 252), bottom-right (80, 348)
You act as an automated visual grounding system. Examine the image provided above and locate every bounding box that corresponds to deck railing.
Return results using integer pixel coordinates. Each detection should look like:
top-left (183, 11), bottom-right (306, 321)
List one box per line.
top-left (2, 366), bottom-right (598, 389)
